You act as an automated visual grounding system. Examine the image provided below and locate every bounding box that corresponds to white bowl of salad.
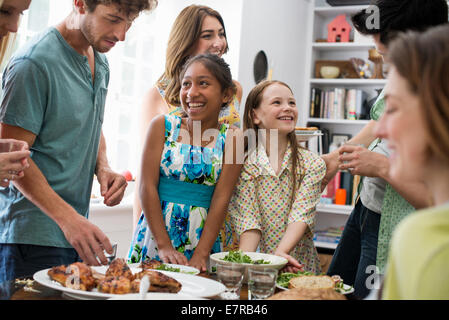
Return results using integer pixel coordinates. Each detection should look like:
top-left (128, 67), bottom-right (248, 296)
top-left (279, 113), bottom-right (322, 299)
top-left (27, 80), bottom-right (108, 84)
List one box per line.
top-left (209, 251), bottom-right (288, 282)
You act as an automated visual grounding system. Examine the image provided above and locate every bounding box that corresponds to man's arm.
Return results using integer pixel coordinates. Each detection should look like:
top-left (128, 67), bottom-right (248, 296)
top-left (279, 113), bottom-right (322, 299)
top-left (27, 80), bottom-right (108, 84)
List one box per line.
top-left (1, 123), bottom-right (113, 265)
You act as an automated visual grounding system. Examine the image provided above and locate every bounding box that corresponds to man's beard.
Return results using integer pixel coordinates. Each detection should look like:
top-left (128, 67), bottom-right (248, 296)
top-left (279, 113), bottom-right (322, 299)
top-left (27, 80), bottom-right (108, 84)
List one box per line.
top-left (80, 19), bottom-right (107, 53)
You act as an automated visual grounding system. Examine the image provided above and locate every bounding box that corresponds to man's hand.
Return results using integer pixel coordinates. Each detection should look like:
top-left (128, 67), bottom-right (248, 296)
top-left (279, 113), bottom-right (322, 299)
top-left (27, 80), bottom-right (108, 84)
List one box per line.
top-left (60, 212), bottom-right (113, 266)
top-left (338, 144), bottom-right (389, 178)
top-left (96, 167), bottom-right (127, 206)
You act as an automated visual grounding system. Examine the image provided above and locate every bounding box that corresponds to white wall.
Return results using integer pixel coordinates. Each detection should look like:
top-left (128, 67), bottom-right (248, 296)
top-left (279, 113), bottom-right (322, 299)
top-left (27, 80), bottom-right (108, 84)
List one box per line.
top-left (237, 0), bottom-right (311, 124)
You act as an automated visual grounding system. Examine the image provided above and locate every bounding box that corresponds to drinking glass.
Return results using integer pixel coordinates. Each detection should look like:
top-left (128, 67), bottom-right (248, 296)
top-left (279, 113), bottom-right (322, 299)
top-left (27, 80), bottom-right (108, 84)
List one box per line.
top-left (216, 263), bottom-right (245, 300)
top-left (248, 268), bottom-right (278, 300)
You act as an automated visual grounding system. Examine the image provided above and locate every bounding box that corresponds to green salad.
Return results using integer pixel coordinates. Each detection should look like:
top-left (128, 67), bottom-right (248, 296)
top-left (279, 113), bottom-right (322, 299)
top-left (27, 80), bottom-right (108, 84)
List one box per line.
top-left (220, 251), bottom-right (271, 265)
top-left (155, 264), bottom-right (181, 272)
top-left (155, 264), bottom-right (196, 275)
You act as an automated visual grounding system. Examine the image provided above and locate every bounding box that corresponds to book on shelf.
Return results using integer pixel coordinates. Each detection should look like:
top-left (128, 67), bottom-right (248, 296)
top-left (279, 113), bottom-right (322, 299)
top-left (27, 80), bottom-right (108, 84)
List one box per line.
top-left (309, 87), bottom-right (369, 120)
top-left (320, 172), bottom-right (361, 206)
top-left (313, 226), bottom-right (344, 244)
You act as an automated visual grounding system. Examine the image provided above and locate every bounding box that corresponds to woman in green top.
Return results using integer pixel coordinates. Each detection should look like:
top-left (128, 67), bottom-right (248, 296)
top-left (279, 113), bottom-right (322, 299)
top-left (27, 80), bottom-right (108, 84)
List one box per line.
top-left (323, 0), bottom-right (448, 299)
top-left (376, 25), bottom-right (449, 300)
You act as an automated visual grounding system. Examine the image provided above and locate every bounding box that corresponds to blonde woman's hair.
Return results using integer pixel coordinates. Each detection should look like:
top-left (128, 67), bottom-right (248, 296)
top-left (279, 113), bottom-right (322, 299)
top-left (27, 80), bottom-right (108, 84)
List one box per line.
top-left (157, 5), bottom-right (228, 107)
top-left (388, 25), bottom-right (449, 165)
top-left (0, 33), bottom-right (17, 67)
top-left (0, 0), bottom-right (18, 67)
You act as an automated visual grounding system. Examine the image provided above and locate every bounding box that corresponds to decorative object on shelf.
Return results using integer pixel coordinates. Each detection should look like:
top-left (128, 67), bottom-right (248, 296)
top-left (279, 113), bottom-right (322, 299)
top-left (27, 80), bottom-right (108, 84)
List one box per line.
top-left (349, 57), bottom-right (372, 79)
top-left (320, 66), bottom-right (340, 79)
top-left (331, 133), bottom-right (351, 147)
top-left (327, 15), bottom-right (351, 43)
top-left (335, 188), bottom-right (347, 205)
top-left (315, 60), bottom-right (359, 79)
top-left (295, 127), bottom-right (323, 142)
top-left (253, 50), bottom-right (268, 84)
top-left (368, 48), bottom-right (385, 79)
top-left (326, 0), bottom-right (371, 5)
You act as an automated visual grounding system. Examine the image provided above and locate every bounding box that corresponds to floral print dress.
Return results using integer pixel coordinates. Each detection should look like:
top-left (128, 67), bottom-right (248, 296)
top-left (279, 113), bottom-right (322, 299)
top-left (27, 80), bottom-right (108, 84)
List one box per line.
top-left (128, 115), bottom-right (229, 263)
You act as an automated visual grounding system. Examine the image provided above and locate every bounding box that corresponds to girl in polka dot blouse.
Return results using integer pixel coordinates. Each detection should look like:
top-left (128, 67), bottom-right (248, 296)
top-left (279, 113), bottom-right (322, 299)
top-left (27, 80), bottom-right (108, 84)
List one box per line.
top-left (228, 80), bottom-right (326, 274)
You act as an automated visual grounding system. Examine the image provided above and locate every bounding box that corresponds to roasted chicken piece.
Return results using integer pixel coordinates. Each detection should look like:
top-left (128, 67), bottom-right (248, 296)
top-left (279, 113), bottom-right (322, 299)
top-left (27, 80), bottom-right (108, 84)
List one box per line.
top-left (105, 258), bottom-right (134, 280)
top-left (47, 262), bottom-right (96, 291)
top-left (140, 259), bottom-right (163, 270)
top-left (97, 276), bottom-right (132, 294)
top-left (133, 269), bottom-right (182, 293)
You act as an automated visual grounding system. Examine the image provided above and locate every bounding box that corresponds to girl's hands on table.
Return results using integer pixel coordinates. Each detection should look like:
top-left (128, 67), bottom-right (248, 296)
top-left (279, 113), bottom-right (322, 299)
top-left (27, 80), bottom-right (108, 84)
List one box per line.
top-left (158, 247), bottom-right (188, 266)
top-left (275, 251), bottom-right (304, 274)
top-left (188, 253), bottom-right (208, 273)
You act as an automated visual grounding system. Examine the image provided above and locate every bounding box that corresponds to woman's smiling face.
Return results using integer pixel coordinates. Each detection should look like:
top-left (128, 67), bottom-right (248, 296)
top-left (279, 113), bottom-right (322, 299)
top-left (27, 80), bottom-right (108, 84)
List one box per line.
top-left (190, 15), bottom-right (227, 57)
top-left (375, 66), bottom-right (428, 182)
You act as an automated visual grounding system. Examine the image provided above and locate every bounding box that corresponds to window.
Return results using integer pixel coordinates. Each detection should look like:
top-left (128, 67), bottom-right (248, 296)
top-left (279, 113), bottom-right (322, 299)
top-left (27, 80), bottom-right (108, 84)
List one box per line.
top-left (12, 0), bottom-right (162, 178)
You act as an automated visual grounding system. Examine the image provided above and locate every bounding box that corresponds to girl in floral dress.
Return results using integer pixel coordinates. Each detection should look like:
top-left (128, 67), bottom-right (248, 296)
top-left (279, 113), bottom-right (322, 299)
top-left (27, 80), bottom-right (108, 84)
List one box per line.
top-left (128, 54), bottom-right (242, 272)
top-left (229, 80), bottom-right (326, 274)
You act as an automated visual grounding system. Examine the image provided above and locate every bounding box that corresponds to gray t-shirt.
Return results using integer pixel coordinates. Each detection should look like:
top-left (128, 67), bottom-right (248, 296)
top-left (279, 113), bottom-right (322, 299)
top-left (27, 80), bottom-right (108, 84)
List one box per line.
top-left (360, 138), bottom-right (389, 214)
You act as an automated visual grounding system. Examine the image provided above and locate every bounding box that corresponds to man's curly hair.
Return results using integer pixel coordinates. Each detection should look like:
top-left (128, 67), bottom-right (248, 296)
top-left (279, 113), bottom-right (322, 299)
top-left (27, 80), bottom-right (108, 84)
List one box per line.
top-left (84, 0), bottom-right (158, 17)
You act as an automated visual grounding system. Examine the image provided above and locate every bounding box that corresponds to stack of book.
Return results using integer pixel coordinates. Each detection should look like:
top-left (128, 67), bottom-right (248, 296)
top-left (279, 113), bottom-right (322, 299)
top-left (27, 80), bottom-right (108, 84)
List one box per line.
top-left (313, 226), bottom-right (344, 244)
top-left (309, 87), bottom-right (369, 120)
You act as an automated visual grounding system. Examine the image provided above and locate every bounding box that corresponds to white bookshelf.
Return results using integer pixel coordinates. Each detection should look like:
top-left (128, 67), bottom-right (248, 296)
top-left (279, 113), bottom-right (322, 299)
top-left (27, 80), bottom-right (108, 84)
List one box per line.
top-left (317, 203), bottom-right (353, 216)
top-left (302, 1), bottom-right (384, 250)
top-left (314, 241), bottom-right (338, 250)
top-left (314, 5), bottom-right (368, 18)
top-left (308, 118), bottom-right (370, 125)
top-left (310, 79), bottom-right (387, 86)
top-left (312, 42), bottom-right (375, 51)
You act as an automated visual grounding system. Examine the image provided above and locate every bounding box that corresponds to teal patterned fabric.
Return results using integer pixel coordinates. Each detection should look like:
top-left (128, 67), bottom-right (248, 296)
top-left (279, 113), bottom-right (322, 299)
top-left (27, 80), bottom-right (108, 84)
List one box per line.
top-left (127, 115), bottom-right (228, 263)
top-left (376, 184), bottom-right (415, 273)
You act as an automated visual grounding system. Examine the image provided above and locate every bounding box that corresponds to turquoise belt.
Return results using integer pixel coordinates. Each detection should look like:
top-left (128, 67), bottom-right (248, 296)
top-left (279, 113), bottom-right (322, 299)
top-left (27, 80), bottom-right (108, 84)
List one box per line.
top-left (158, 176), bottom-right (215, 208)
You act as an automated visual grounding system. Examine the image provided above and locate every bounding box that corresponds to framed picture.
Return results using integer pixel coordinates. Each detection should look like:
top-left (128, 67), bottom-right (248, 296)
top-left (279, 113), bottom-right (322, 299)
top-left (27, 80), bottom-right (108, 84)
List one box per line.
top-left (331, 133), bottom-right (351, 147)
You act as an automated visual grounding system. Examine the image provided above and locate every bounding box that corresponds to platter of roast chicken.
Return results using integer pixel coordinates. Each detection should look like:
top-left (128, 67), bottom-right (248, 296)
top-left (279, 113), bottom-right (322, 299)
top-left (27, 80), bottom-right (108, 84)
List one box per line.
top-left (33, 258), bottom-right (225, 300)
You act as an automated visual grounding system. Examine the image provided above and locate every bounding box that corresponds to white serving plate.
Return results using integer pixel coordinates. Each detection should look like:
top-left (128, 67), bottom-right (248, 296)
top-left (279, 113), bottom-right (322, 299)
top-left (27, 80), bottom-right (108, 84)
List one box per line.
top-left (276, 282), bottom-right (354, 295)
top-left (33, 266), bottom-right (224, 300)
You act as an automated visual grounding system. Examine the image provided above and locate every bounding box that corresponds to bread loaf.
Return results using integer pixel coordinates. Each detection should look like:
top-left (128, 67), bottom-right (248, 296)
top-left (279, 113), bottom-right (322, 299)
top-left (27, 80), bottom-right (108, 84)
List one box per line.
top-left (288, 275), bottom-right (335, 290)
